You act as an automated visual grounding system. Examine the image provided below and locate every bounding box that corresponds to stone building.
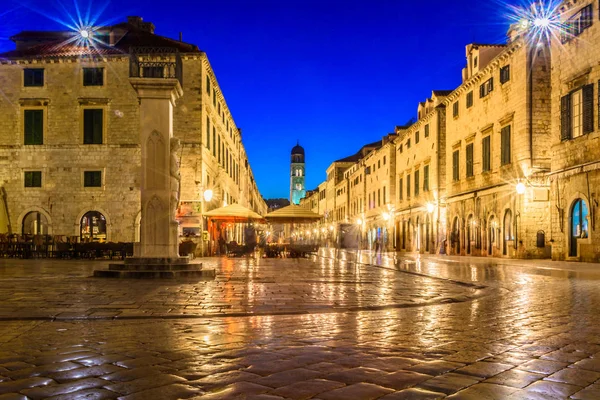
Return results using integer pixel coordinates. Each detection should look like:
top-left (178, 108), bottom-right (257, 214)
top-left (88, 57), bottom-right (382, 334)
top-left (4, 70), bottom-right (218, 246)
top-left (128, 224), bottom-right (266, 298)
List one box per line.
top-left (442, 28), bottom-right (553, 258)
top-left (549, 0), bottom-right (600, 261)
top-left (289, 142), bottom-right (305, 205)
top-left (394, 91), bottom-right (448, 254)
top-left (362, 135), bottom-right (396, 250)
top-left (0, 16), bottom-right (266, 247)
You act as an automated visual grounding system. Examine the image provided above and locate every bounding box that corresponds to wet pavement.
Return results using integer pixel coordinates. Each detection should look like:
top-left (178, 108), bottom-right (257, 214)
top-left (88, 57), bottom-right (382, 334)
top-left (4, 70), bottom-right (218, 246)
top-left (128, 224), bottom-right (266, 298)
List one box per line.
top-left (0, 250), bottom-right (598, 399)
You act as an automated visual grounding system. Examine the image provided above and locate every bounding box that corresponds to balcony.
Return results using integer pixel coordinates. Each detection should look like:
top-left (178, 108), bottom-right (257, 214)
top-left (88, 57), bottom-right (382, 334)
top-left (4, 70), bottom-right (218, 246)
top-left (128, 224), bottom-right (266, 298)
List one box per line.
top-left (129, 46), bottom-right (183, 85)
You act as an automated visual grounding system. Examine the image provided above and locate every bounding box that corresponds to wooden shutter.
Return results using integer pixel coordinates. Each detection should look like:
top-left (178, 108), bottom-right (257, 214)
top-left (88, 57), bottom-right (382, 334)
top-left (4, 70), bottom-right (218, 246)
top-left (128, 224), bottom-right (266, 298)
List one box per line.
top-left (583, 84), bottom-right (594, 134)
top-left (415, 170), bottom-right (419, 197)
top-left (92, 110), bottom-right (103, 144)
top-left (561, 94), bottom-right (572, 141)
top-left (501, 126), bottom-right (511, 165)
top-left (424, 165), bottom-right (429, 191)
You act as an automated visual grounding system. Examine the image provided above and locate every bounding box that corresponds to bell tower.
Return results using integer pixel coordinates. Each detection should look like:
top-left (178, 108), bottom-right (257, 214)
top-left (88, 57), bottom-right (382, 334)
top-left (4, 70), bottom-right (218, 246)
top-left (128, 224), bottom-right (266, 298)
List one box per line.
top-left (290, 142), bottom-right (306, 205)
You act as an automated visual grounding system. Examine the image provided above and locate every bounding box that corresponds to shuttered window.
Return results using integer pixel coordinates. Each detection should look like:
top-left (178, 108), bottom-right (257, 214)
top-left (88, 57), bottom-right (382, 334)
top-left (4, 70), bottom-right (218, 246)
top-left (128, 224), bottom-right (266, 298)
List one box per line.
top-left (482, 135), bottom-right (491, 172)
top-left (583, 84), bottom-right (594, 134)
top-left (423, 165), bottom-right (429, 191)
top-left (84, 171), bottom-right (102, 187)
top-left (398, 177), bottom-right (403, 200)
top-left (83, 68), bottom-right (103, 86)
top-left (501, 125), bottom-right (511, 165)
top-left (407, 174), bottom-right (411, 199)
top-left (466, 91), bottom-right (473, 108)
top-left (24, 69), bottom-right (44, 87)
top-left (24, 110), bottom-right (43, 145)
top-left (452, 150), bottom-right (459, 181)
top-left (561, 94), bottom-right (572, 141)
top-left (24, 171), bottom-right (42, 188)
top-left (480, 78), bottom-right (494, 98)
top-left (466, 143), bottom-right (474, 177)
top-left (83, 109), bottom-right (103, 144)
top-left (500, 65), bottom-right (510, 84)
top-left (424, 124), bottom-right (430, 138)
top-left (414, 169), bottom-right (420, 197)
top-left (206, 117), bottom-right (211, 150)
top-left (415, 131), bottom-right (420, 144)
top-left (453, 101), bottom-right (459, 117)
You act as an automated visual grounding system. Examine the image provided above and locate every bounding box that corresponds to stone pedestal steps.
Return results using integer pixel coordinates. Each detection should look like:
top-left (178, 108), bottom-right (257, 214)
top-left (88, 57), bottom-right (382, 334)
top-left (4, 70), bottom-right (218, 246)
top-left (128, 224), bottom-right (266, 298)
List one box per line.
top-left (93, 257), bottom-right (216, 279)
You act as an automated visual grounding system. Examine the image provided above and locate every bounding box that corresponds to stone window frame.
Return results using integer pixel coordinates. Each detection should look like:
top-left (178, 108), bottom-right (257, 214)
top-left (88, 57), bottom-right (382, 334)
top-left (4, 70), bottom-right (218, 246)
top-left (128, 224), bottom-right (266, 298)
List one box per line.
top-left (81, 169), bottom-right (105, 190)
top-left (23, 169), bottom-right (44, 189)
top-left (80, 105), bottom-right (107, 145)
top-left (21, 104), bottom-right (47, 146)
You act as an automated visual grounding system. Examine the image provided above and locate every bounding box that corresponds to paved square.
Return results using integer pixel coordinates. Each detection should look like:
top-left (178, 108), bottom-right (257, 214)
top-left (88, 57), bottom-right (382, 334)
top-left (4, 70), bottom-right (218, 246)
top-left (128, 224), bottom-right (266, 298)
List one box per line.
top-left (0, 250), bottom-right (598, 399)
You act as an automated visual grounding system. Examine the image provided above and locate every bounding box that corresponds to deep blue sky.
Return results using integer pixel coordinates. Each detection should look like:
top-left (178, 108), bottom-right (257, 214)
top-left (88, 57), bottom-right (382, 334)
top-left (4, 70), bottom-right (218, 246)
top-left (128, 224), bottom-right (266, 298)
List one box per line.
top-left (1, 0), bottom-right (516, 199)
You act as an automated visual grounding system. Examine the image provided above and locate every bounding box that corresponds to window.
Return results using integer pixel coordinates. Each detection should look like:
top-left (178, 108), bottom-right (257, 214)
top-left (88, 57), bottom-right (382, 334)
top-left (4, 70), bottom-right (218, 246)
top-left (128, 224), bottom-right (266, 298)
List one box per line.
top-left (24, 69), bottom-right (44, 87)
top-left (452, 150), bottom-right (459, 181)
top-left (206, 75), bottom-right (210, 94)
top-left (24, 171), bottom-right (42, 188)
top-left (474, 56), bottom-right (478, 68)
top-left (500, 65), bottom-right (510, 84)
top-left (424, 124), bottom-right (430, 138)
top-left (218, 135), bottom-right (221, 163)
top-left (206, 117), bottom-right (211, 150)
top-left (83, 109), bottom-right (103, 144)
top-left (453, 101), bottom-right (459, 117)
top-left (561, 4), bottom-right (592, 43)
top-left (415, 131), bottom-right (420, 144)
top-left (399, 144), bottom-right (403, 153)
top-left (480, 78), bottom-right (494, 98)
top-left (383, 156), bottom-right (386, 165)
top-left (83, 68), bottom-right (103, 86)
top-left (414, 169), bottom-right (420, 197)
top-left (24, 110), bottom-right (43, 145)
top-left (466, 143), bottom-right (474, 177)
top-left (482, 135), bottom-right (491, 172)
top-left (466, 91), bottom-right (473, 108)
top-left (378, 160), bottom-right (381, 169)
top-left (423, 165), bottom-right (429, 191)
top-left (84, 171), bottom-right (102, 187)
top-left (383, 187), bottom-right (386, 204)
top-left (212, 128), bottom-right (216, 157)
top-left (213, 89), bottom-right (216, 106)
top-left (501, 125), bottom-right (511, 165)
top-left (399, 177), bottom-right (403, 200)
top-left (560, 86), bottom-right (592, 140)
top-left (407, 138), bottom-right (411, 149)
top-left (406, 174), bottom-right (411, 198)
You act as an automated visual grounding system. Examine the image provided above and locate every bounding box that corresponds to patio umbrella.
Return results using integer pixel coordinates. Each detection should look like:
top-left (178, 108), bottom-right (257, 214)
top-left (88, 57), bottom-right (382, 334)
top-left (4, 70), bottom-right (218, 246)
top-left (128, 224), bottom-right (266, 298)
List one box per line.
top-left (264, 205), bottom-right (322, 223)
top-left (203, 204), bottom-right (264, 222)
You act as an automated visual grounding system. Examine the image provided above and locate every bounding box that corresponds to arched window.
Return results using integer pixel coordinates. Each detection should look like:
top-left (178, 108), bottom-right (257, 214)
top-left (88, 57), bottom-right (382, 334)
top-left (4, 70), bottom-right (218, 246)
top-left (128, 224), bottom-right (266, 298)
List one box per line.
top-left (22, 211), bottom-right (48, 235)
top-left (80, 211), bottom-right (107, 242)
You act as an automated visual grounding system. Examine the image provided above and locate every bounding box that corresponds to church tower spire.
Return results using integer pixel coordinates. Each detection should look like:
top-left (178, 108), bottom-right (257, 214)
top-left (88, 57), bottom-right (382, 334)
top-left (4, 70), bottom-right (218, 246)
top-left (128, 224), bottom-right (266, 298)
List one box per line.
top-left (290, 142), bottom-right (306, 205)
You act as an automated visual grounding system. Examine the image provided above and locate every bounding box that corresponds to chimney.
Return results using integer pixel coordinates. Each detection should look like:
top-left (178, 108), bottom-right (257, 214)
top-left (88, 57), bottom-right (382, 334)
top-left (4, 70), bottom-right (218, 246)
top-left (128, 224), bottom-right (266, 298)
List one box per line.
top-left (127, 16), bottom-right (155, 34)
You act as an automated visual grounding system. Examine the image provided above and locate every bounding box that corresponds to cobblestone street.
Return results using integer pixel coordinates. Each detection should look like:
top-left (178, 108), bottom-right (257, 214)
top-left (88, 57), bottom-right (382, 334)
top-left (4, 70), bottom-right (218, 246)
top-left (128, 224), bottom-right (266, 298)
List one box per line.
top-left (0, 250), bottom-right (599, 399)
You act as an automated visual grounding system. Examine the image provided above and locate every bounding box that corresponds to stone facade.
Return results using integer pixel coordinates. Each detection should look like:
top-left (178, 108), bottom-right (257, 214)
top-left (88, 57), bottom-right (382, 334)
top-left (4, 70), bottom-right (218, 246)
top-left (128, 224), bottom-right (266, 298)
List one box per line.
top-left (394, 92), bottom-right (448, 254)
top-left (443, 35), bottom-right (552, 259)
top-left (0, 17), bottom-right (266, 248)
top-left (549, 0), bottom-right (600, 262)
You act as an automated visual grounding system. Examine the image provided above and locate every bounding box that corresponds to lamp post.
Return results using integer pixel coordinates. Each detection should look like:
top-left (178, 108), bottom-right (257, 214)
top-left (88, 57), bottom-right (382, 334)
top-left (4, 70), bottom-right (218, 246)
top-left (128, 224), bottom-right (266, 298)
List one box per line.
top-left (515, 181), bottom-right (526, 251)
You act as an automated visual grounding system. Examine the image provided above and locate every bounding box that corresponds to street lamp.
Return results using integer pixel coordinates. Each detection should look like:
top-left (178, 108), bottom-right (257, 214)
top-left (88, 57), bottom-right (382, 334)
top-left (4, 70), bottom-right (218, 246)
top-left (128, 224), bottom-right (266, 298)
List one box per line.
top-left (201, 188), bottom-right (213, 256)
top-left (426, 202), bottom-right (435, 214)
top-left (516, 182), bottom-right (526, 195)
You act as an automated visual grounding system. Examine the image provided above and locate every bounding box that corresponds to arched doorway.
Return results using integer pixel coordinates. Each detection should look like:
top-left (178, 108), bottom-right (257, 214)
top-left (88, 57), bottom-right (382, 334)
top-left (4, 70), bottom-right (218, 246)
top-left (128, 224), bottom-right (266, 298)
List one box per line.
top-left (451, 216), bottom-right (460, 255)
top-left (466, 214), bottom-right (473, 255)
top-left (80, 211), bottom-right (107, 242)
top-left (503, 209), bottom-right (513, 256)
top-left (569, 198), bottom-right (589, 257)
top-left (488, 216), bottom-right (496, 255)
top-left (22, 211), bottom-right (49, 235)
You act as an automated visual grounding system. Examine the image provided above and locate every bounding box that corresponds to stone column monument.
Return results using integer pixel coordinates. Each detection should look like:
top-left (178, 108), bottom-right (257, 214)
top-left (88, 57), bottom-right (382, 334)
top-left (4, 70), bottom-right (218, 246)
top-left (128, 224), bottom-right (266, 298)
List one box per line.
top-left (94, 78), bottom-right (214, 279)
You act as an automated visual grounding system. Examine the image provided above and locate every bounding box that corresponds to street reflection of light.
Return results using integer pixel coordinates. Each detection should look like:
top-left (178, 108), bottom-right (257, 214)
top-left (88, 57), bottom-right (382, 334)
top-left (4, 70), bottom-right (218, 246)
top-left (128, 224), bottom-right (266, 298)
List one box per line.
top-left (471, 266), bottom-right (478, 282)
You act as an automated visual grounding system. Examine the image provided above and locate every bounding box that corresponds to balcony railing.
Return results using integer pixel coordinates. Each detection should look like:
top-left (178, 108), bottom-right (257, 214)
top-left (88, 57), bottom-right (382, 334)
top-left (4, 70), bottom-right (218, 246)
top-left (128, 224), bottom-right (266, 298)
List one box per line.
top-left (129, 46), bottom-right (183, 85)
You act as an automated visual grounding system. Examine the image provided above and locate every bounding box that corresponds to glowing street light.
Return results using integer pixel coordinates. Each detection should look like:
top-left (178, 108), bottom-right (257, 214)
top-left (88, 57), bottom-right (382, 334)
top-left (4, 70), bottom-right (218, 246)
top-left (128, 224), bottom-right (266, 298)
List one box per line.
top-left (534, 17), bottom-right (550, 28)
top-left (382, 212), bottom-right (390, 221)
top-left (426, 202), bottom-right (435, 214)
top-left (516, 182), bottom-right (526, 195)
top-left (203, 189), bottom-right (213, 202)
top-left (356, 218), bottom-right (362, 225)
top-left (80, 29), bottom-right (90, 39)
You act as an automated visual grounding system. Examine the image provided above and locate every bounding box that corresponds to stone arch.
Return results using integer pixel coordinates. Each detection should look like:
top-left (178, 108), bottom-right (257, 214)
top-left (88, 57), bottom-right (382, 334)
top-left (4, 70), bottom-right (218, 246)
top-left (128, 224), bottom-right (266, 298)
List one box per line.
top-left (566, 192), bottom-right (591, 258)
top-left (75, 208), bottom-right (111, 241)
top-left (17, 207), bottom-right (52, 235)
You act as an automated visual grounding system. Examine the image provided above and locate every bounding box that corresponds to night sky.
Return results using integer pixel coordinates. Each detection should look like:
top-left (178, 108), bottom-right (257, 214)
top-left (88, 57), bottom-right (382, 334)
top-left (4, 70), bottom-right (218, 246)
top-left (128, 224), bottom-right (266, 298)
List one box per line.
top-left (0, 0), bottom-right (514, 199)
